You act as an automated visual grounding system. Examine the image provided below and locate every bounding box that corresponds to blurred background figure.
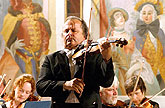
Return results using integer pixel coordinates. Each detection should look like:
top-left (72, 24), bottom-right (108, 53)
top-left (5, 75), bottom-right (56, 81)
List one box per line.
top-left (1, 0), bottom-right (51, 81)
top-left (0, 34), bottom-right (19, 99)
top-left (0, 74), bottom-right (39, 108)
top-left (108, 7), bottom-right (160, 95)
top-left (100, 76), bottom-right (126, 108)
top-left (108, 7), bottom-right (132, 95)
top-left (133, 0), bottom-right (165, 90)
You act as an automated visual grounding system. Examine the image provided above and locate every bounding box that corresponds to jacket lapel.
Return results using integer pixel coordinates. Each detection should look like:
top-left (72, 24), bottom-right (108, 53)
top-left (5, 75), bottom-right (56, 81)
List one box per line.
top-left (59, 50), bottom-right (71, 80)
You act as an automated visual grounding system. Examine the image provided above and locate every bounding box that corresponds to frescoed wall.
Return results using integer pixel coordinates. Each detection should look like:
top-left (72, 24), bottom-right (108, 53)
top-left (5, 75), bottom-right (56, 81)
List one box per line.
top-left (0, 0), bottom-right (164, 96)
top-left (90, 0), bottom-right (165, 96)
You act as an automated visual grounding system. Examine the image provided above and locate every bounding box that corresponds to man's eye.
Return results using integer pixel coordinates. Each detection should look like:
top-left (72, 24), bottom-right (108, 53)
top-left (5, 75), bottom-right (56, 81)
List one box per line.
top-left (108, 89), bottom-right (113, 91)
top-left (19, 89), bottom-right (23, 92)
top-left (135, 92), bottom-right (139, 95)
top-left (26, 91), bottom-right (31, 94)
top-left (71, 29), bottom-right (76, 32)
top-left (65, 29), bottom-right (69, 33)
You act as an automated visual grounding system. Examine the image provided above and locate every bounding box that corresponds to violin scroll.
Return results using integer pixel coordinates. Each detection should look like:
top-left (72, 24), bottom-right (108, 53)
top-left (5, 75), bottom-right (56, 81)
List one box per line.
top-left (115, 38), bottom-right (128, 48)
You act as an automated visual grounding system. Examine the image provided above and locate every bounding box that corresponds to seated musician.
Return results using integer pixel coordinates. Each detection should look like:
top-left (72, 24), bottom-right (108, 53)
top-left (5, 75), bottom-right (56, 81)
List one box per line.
top-left (100, 76), bottom-right (126, 108)
top-left (0, 76), bottom-right (7, 104)
top-left (0, 74), bottom-right (39, 108)
top-left (124, 75), bottom-right (159, 108)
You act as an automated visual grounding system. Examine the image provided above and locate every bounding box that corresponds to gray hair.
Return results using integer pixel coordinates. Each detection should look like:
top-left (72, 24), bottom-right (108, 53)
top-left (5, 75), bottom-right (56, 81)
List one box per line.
top-left (100, 76), bottom-right (119, 92)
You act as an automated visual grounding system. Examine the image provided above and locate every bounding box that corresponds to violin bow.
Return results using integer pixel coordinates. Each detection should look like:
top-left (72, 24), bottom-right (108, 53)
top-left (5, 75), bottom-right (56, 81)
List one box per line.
top-left (106, 26), bottom-right (113, 39)
top-left (140, 88), bottom-right (165, 107)
top-left (79, 8), bottom-right (92, 97)
top-left (0, 79), bottom-right (11, 98)
top-left (0, 74), bottom-right (6, 87)
top-left (81, 8), bottom-right (92, 81)
top-left (128, 60), bottom-right (144, 108)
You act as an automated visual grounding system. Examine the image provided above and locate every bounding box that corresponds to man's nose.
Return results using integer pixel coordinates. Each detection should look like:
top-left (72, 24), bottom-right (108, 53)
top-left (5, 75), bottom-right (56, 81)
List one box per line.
top-left (132, 94), bottom-right (137, 100)
top-left (113, 90), bottom-right (118, 95)
top-left (66, 30), bottom-right (73, 39)
top-left (68, 29), bottom-right (73, 35)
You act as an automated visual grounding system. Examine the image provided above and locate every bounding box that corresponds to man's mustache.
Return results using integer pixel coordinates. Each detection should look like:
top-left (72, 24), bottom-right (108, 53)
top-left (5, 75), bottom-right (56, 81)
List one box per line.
top-left (65, 35), bottom-right (75, 45)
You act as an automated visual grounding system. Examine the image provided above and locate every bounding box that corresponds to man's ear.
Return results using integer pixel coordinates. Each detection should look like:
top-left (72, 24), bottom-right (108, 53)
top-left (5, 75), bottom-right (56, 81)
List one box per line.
top-left (142, 91), bottom-right (145, 95)
top-left (99, 92), bottom-right (102, 97)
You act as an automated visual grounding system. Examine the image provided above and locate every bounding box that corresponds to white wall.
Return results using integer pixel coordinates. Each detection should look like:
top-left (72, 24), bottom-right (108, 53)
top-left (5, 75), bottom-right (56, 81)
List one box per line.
top-left (43, 0), bottom-right (48, 20)
top-left (55, 0), bottom-right (65, 51)
top-left (83, 0), bottom-right (91, 32)
top-left (43, 0), bottom-right (65, 53)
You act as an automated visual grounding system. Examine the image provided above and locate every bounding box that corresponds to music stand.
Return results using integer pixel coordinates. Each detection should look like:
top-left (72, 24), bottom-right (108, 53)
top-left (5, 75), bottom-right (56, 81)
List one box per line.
top-left (24, 101), bottom-right (51, 108)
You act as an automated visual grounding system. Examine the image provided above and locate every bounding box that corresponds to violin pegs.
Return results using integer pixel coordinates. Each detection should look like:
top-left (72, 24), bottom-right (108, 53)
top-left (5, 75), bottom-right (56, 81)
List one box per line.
top-left (116, 44), bottom-right (119, 47)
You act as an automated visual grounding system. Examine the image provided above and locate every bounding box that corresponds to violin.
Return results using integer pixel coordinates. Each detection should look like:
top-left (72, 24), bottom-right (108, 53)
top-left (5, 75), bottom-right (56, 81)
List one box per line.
top-left (72, 38), bottom-right (128, 59)
top-left (105, 100), bottom-right (127, 108)
top-left (124, 98), bottom-right (153, 108)
top-left (28, 95), bottom-right (40, 101)
top-left (139, 98), bottom-right (153, 108)
top-left (104, 100), bottom-right (143, 108)
top-left (102, 98), bottom-right (154, 108)
top-left (105, 98), bottom-right (153, 108)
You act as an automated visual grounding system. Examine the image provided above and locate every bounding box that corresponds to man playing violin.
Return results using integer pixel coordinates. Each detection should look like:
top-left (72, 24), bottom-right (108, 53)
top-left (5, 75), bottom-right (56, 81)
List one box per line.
top-left (100, 76), bottom-right (126, 108)
top-left (124, 75), bottom-right (159, 108)
top-left (36, 16), bottom-right (115, 108)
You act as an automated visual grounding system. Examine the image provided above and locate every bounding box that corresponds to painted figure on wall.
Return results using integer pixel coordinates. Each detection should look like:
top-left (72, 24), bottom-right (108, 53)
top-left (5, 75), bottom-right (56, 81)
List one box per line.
top-left (0, 34), bottom-right (19, 95)
top-left (0, 0), bottom-right (10, 31)
top-left (108, 8), bottom-right (131, 95)
top-left (108, 7), bottom-right (160, 95)
top-left (1, 0), bottom-right (51, 80)
top-left (133, 0), bottom-right (165, 83)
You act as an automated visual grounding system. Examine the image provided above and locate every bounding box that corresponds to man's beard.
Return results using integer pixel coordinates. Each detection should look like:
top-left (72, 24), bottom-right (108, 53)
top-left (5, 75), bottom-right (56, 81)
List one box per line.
top-left (105, 96), bottom-right (117, 105)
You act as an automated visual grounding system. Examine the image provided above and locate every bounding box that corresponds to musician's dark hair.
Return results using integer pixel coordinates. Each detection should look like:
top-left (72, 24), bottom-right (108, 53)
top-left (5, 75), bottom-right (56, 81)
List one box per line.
top-left (125, 75), bottom-right (146, 95)
top-left (64, 16), bottom-right (88, 39)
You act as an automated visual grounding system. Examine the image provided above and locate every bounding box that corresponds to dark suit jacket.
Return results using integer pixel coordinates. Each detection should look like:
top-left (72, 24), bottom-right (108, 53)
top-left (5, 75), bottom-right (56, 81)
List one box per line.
top-left (36, 49), bottom-right (114, 108)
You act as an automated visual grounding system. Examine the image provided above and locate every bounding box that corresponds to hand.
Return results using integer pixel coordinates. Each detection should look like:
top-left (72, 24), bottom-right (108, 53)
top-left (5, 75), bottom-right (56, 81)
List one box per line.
top-left (63, 78), bottom-right (85, 94)
top-left (10, 39), bottom-right (25, 56)
top-left (97, 37), bottom-right (112, 61)
top-left (13, 39), bottom-right (25, 49)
